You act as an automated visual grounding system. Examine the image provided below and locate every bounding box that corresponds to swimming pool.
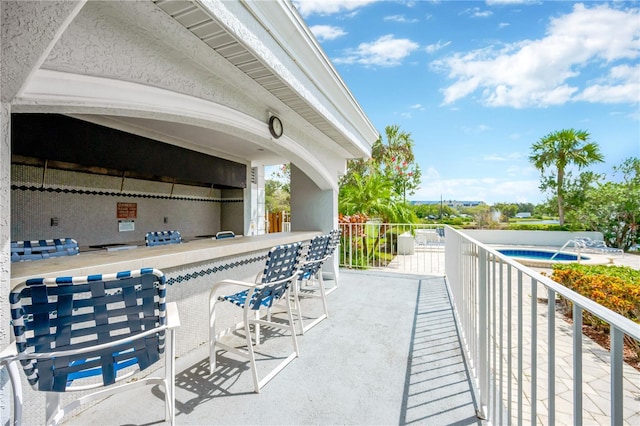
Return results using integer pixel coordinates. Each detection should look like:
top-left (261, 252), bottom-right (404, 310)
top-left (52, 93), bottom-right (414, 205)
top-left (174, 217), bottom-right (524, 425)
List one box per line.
top-left (497, 249), bottom-right (590, 262)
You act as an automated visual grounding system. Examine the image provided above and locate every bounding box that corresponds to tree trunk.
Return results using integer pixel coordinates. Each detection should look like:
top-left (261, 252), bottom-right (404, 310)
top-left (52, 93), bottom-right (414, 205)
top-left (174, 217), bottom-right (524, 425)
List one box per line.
top-left (557, 194), bottom-right (565, 226)
top-left (557, 167), bottom-right (565, 226)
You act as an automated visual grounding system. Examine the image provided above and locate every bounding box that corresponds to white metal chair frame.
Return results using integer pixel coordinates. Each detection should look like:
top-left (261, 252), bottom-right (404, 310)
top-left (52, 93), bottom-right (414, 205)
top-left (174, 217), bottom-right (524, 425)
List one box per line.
top-left (2, 268), bottom-right (180, 426)
top-left (324, 229), bottom-right (341, 296)
top-left (291, 234), bottom-right (332, 334)
top-left (215, 230), bottom-right (235, 239)
top-left (208, 243), bottom-right (303, 393)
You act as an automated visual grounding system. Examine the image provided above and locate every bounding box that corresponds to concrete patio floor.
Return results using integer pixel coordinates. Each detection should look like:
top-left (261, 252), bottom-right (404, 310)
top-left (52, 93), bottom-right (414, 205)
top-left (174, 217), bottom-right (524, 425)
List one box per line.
top-left (66, 270), bottom-right (484, 426)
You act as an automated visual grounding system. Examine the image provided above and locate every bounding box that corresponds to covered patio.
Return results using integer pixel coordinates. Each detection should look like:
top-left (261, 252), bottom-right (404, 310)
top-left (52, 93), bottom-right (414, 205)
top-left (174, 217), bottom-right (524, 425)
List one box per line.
top-left (65, 270), bottom-right (483, 425)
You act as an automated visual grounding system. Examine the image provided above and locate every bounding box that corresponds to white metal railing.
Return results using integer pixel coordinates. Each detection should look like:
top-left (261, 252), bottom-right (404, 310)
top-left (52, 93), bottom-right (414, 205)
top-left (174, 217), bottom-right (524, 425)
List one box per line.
top-left (337, 222), bottom-right (445, 275)
top-left (445, 226), bottom-right (640, 425)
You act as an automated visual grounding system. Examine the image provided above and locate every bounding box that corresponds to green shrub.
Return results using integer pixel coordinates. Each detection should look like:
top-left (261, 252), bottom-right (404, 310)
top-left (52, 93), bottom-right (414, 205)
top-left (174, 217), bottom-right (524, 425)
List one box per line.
top-left (507, 223), bottom-right (570, 231)
top-left (552, 264), bottom-right (640, 358)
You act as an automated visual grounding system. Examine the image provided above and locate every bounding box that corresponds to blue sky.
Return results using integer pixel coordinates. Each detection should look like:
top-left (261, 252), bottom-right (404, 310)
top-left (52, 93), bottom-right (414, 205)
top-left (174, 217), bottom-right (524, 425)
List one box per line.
top-left (291, 0), bottom-right (640, 205)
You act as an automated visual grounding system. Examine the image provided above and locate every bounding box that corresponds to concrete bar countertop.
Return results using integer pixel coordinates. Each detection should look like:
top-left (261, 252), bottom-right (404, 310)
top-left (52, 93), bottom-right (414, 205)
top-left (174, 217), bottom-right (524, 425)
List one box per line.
top-left (10, 231), bottom-right (320, 288)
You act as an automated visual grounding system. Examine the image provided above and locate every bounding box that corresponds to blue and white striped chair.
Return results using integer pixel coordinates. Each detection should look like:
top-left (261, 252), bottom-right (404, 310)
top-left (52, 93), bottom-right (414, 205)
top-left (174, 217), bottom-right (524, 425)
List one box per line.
top-left (11, 238), bottom-right (79, 262)
top-left (291, 234), bottom-right (331, 334)
top-left (209, 243), bottom-right (303, 393)
top-left (324, 229), bottom-right (342, 295)
top-left (145, 230), bottom-right (182, 247)
top-left (4, 268), bottom-right (180, 425)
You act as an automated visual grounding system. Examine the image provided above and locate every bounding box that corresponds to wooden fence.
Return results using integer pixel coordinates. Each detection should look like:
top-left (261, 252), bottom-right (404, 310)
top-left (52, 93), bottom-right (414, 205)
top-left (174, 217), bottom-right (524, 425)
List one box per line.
top-left (266, 211), bottom-right (290, 233)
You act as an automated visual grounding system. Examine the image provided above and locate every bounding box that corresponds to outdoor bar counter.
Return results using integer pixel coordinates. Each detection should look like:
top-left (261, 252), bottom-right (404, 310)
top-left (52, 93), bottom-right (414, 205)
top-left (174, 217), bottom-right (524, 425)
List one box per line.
top-left (10, 231), bottom-right (321, 359)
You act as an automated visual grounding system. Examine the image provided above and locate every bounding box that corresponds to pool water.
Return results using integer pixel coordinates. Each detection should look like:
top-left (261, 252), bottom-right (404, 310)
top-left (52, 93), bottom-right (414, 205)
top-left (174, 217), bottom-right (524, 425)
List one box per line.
top-left (497, 249), bottom-right (589, 262)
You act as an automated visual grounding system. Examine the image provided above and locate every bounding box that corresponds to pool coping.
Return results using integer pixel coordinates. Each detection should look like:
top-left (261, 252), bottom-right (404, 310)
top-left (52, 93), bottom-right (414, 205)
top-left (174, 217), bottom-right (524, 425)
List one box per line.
top-left (488, 244), bottom-right (617, 268)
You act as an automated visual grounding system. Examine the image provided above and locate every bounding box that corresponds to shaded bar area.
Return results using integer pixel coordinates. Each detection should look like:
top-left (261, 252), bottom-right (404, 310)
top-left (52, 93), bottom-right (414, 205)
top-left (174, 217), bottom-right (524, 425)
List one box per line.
top-left (1, 1), bottom-right (379, 424)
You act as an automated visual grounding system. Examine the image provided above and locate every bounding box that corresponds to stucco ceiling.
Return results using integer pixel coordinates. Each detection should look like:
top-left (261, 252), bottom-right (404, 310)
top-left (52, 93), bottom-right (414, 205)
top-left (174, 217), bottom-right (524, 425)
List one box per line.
top-left (74, 114), bottom-right (282, 166)
top-left (151, 0), bottom-right (362, 157)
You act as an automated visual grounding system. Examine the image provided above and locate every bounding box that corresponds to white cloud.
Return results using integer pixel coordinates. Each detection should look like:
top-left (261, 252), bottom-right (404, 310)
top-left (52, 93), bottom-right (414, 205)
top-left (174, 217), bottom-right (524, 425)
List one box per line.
top-left (292, 0), bottom-right (377, 17)
top-left (310, 25), bottom-right (347, 41)
top-left (575, 64), bottom-right (640, 104)
top-left (484, 154), bottom-right (508, 161)
top-left (498, 22), bottom-right (510, 29)
top-left (422, 166), bottom-right (441, 180)
top-left (425, 40), bottom-right (451, 54)
top-left (486, 0), bottom-right (532, 5)
top-left (488, 179), bottom-right (541, 202)
top-left (410, 104), bottom-right (424, 110)
top-left (384, 14), bottom-right (419, 23)
top-left (433, 3), bottom-right (640, 108)
top-left (485, 152), bottom-right (525, 162)
top-left (505, 163), bottom-right (537, 177)
top-left (461, 7), bottom-right (494, 18)
top-left (462, 124), bottom-right (491, 134)
top-left (335, 34), bottom-right (420, 67)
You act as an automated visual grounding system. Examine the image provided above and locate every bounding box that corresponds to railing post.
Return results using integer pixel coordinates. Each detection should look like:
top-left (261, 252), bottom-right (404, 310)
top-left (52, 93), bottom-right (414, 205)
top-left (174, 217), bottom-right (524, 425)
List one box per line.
top-left (573, 305), bottom-right (583, 424)
top-left (478, 249), bottom-right (489, 420)
top-left (517, 270), bottom-right (523, 426)
top-left (531, 278), bottom-right (537, 422)
top-left (548, 288), bottom-right (556, 426)
top-left (507, 264), bottom-right (512, 423)
top-left (611, 326), bottom-right (623, 426)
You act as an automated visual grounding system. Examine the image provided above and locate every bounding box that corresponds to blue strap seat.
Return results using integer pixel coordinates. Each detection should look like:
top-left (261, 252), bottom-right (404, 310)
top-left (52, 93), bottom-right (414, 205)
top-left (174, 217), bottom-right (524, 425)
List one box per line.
top-left (209, 243), bottom-right (303, 393)
top-left (145, 230), bottom-right (182, 246)
top-left (324, 229), bottom-right (342, 295)
top-left (5, 268), bottom-right (180, 425)
top-left (11, 238), bottom-right (79, 262)
top-left (291, 234), bottom-right (332, 334)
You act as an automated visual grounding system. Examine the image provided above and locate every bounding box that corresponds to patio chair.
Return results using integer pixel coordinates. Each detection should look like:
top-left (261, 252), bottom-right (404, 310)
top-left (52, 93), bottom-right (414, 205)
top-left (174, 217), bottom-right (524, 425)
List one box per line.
top-left (586, 239), bottom-right (624, 255)
top-left (324, 228), bottom-right (342, 295)
top-left (145, 230), bottom-right (182, 246)
top-left (11, 238), bottom-right (79, 262)
top-left (415, 229), bottom-right (440, 248)
top-left (215, 230), bottom-right (235, 239)
top-left (5, 268), bottom-right (180, 425)
top-left (208, 243), bottom-right (303, 393)
top-left (0, 345), bottom-right (23, 425)
top-left (573, 237), bottom-right (624, 255)
top-left (291, 234), bottom-right (331, 334)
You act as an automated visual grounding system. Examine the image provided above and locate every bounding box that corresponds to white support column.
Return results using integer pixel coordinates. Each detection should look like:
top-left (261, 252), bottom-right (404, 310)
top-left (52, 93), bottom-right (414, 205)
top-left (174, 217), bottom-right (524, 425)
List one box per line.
top-left (246, 165), bottom-right (266, 236)
top-left (256, 166), bottom-right (266, 235)
top-left (289, 164), bottom-right (339, 278)
top-left (0, 101), bottom-right (12, 426)
top-left (289, 164), bottom-right (336, 233)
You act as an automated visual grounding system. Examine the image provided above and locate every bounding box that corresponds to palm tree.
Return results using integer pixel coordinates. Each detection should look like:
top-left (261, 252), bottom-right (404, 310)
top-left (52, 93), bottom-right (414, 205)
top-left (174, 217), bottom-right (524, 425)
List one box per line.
top-left (372, 125), bottom-right (421, 203)
top-left (339, 171), bottom-right (414, 223)
top-left (530, 129), bottom-right (604, 226)
top-left (339, 171), bottom-right (416, 263)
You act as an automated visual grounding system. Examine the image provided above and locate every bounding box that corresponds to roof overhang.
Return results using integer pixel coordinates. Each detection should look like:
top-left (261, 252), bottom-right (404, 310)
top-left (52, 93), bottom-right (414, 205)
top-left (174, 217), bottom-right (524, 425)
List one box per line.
top-left (2, 0), bottom-right (376, 191)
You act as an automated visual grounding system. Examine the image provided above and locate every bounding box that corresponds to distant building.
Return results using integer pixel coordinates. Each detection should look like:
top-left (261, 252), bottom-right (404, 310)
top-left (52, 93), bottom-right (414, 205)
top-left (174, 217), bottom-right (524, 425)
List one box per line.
top-left (515, 212), bottom-right (532, 218)
top-left (411, 200), bottom-right (486, 208)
